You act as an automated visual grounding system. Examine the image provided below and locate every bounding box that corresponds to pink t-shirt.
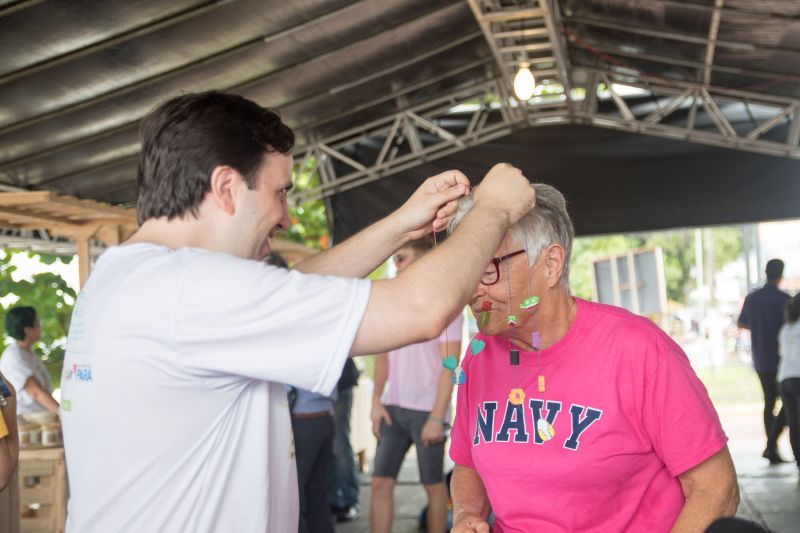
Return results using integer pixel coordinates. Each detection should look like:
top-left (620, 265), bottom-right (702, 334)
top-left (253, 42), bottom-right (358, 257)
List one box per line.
top-left (383, 315), bottom-right (464, 414)
top-left (450, 299), bottom-right (727, 533)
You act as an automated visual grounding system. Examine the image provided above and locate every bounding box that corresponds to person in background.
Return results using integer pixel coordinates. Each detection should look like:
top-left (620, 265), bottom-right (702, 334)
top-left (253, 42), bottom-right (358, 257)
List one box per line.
top-left (0, 371), bottom-right (18, 490)
top-left (328, 358), bottom-right (362, 522)
top-left (738, 259), bottom-right (790, 464)
top-left (267, 251), bottom-right (337, 533)
top-left (370, 236), bottom-right (463, 533)
top-left (0, 307), bottom-right (59, 415)
top-left (778, 294), bottom-right (800, 480)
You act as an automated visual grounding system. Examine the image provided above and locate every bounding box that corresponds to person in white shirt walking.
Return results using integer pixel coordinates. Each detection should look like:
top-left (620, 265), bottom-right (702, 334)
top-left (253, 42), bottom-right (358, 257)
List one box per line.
top-left (60, 91), bottom-right (536, 533)
top-left (779, 294), bottom-right (800, 480)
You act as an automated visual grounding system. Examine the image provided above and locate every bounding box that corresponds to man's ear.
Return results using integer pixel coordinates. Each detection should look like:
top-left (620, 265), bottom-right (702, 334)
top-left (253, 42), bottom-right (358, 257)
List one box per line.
top-left (544, 244), bottom-right (566, 289)
top-left (208, 165), bottom-right (243, 216)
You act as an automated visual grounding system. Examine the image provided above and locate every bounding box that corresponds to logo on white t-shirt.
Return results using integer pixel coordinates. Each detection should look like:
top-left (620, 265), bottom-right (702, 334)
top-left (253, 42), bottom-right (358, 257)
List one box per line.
top-left (64, 363), bottom-right (93, 383)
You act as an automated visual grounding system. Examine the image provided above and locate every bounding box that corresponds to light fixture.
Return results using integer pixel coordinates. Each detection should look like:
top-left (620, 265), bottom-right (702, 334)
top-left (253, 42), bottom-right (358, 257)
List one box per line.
top-left (513, 62), bottom-right (536, 101)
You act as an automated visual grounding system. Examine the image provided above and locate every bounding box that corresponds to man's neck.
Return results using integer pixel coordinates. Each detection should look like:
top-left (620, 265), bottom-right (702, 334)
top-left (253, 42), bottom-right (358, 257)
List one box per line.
top-left (127, 217), bottom-right (229, 255)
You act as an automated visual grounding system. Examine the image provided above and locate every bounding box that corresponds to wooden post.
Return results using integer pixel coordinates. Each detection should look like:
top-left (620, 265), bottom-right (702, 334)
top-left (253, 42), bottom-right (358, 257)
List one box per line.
top-left (95, 224), bottom-right (120, 247)
top-left (76, 238), bottom-right (91, 289)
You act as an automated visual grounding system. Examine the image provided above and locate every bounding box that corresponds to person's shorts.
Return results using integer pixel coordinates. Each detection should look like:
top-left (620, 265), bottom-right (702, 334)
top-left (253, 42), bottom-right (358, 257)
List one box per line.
top-left (372, 405), bottom-right (447, 485)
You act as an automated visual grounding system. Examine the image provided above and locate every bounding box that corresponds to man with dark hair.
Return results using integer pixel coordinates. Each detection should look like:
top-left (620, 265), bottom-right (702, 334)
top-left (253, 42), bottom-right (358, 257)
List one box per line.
top-left (60, 91), bottom-right (536, 532)
top-left (739, 258), bottom-right (791, 464)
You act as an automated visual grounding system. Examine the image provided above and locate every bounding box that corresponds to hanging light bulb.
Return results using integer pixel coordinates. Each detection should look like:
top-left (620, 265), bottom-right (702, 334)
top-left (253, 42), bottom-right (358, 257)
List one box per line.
top-left (513, 62), bottom-right (536, 101)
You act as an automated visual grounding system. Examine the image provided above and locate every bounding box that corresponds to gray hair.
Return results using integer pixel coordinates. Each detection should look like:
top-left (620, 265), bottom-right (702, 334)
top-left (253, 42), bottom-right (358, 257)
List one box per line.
top-left (447, 183), bottom-right (574, 289)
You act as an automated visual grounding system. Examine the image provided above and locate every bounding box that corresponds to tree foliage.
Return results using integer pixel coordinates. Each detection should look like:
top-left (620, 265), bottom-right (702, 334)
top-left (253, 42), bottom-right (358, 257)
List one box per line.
top-left (284, 158), bottom-right (330, 250)
top-left (570, 227), bottom-right (743, 302)
top-left (0, 249), bottom-right (75, 387)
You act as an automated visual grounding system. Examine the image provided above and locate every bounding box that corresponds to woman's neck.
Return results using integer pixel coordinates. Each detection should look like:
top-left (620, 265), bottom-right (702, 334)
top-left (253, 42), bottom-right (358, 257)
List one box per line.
top-left (17, 339), bottom-right (34, 351)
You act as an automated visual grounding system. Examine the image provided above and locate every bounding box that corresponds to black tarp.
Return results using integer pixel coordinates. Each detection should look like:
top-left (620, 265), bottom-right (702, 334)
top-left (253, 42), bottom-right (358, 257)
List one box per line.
top-left (330, 124), bottom-right (800, 241)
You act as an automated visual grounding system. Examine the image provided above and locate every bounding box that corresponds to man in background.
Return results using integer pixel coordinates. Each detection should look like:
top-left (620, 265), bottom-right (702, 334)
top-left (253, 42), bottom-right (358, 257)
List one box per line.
top-left (739, 258), bottom-right (791, 464)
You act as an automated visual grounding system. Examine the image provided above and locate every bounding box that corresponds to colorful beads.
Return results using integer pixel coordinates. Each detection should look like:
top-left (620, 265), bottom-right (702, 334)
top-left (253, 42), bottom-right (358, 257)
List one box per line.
top-left (470, 338), bottom-right (486, 355)
top-left (520, 295), bottom-right (539, 309)
top-left (537, 418), bottom-right (555, 441)
top-left (442, 355), bottom-right (458, 371)
top-left (508, 388), bottom-right (526, 406)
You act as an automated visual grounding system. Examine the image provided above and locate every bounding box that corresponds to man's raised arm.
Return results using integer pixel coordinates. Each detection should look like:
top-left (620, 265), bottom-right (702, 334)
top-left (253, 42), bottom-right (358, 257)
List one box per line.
top-left (351, 163), bottom-right (535, 356)
top-left (293, 170), bottom-right (470, 278)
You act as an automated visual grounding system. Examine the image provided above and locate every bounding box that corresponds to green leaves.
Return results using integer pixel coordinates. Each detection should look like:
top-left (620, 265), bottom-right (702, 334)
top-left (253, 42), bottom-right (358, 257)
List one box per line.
top-left (1, 249), bottom-right (75, 388)
top-left (286, 157), bottom-right (330, 250)
top-left (570, 227), bottom-right (743, 303)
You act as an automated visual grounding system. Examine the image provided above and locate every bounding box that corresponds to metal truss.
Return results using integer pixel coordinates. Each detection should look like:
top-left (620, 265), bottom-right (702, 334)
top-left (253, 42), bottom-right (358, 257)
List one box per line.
top-left (574, 68), bottom-right (800, 160)
top-left (290, 78), bottom-right (569, 205)
top-left (466, 0), bottom-right (572, 107)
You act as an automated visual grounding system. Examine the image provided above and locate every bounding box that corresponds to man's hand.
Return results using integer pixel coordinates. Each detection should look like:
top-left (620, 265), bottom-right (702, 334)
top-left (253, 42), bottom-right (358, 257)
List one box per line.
top-left (452, 514), bottom-right (490, 533)
top-left (420, 419), bottom-right (445, 446)
top-left (371, 400), bottom-right (392, 439)
top-left (394, 170), bottom-right (471, 240)
top-left (474, 163), bottom-right (536, 226)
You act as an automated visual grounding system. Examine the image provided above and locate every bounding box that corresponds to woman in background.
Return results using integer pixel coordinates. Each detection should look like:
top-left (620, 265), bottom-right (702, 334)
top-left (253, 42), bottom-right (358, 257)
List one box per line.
top-left (779, 294), bottom-right (800, 480)
top-left (0, 306), bottom-right (59, 415)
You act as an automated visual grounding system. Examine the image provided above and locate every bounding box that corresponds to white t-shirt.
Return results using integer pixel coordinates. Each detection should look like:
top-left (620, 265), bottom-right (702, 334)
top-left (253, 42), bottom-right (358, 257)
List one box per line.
top-left (60, 244), bottom-right (370, 533)
top-left (778, 320), bottom-right (800, 382)
top-left (0, 343), bottom-right (52, 414)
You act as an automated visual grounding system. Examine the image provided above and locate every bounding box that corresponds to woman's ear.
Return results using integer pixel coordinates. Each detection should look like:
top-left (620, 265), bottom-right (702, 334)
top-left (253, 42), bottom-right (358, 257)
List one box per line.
top-left (544, 244), bottom-right (566, 289)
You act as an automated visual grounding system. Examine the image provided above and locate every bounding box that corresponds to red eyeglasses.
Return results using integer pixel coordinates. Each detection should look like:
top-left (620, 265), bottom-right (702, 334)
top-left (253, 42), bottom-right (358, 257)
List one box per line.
top-left (481, 249), bottom-right (526, 285)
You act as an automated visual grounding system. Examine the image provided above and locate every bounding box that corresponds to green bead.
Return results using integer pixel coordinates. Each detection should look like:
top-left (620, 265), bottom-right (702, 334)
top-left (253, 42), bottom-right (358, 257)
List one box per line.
top-left (442, 355), bottom-right (458, 371)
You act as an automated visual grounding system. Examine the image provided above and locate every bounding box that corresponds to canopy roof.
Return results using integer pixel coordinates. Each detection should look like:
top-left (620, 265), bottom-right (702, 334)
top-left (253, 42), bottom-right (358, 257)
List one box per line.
top-left (0, 0), bottom-right (798, 239)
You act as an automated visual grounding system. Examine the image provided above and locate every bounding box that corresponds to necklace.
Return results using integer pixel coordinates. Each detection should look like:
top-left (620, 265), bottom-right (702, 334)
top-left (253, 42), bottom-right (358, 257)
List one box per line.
top-left (505, 237), bottom-right (555, 441)
top-left (433, 228), bottom-right (465, 385)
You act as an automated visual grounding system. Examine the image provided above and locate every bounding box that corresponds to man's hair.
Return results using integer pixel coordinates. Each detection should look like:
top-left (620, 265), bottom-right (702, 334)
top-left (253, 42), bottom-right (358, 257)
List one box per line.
top-left (4, 306), bottom-right (37, 341)
top-left (766, 258), bottom-right (784, 282)
top-left (136, 91), bottom-right (295, 225)
top-left (786, 294), bottom-right (800, 325)
top-left (448, 182), bottom-right (574, 289)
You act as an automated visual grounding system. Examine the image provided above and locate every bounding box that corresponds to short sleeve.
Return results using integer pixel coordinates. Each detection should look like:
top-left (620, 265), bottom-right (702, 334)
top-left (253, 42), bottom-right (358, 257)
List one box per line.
top-left (439, 312), bottom-right (464, 343)
top-left (643, 340), bottom-right (728, 477)
top-left (449, 365), bottom-right (475, 468)
top-left (0, 346), bottom-right (34, 392)
top-left (738, 296), bottom-right (750, 327)
top-left (173, 253), bottom-right (371, 396)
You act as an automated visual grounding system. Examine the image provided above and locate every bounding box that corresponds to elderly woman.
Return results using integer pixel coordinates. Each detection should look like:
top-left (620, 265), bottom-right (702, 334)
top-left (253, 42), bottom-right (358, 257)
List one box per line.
top-left (0, 307), bottom-right (59, 415)
top-left (447, 184), bottom-right (738, 533)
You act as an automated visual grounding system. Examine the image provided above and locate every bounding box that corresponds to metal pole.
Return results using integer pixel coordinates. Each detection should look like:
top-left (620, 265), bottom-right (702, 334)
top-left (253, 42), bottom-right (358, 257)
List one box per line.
top-left (695, 228), bottom-right (705, 320)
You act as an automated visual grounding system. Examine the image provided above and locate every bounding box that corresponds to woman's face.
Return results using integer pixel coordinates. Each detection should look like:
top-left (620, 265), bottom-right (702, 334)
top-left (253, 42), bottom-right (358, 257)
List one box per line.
top-left (470, 235), bottom-right (546, 336)
top-left (25, 319), bottom-right (41, 343)
top-left (393, 246), bottom-right (421, 273)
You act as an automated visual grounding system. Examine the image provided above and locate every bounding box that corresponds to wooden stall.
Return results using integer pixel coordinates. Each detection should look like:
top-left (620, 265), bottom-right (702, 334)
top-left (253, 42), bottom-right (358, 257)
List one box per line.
top-left (0, 192), bottom-right (137, 288)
